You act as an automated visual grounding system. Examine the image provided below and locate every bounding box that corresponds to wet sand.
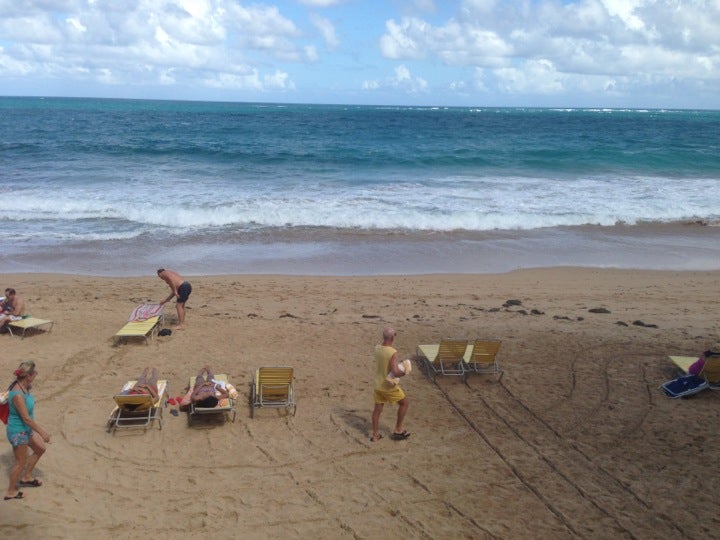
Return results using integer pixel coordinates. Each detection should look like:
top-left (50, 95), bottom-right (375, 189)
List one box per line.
top-left (2, 222), bottom-right (720, 277)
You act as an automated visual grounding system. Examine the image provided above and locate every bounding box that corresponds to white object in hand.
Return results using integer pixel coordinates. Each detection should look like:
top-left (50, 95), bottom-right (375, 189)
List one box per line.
top-left (387, 359), bottom-right (412, 385)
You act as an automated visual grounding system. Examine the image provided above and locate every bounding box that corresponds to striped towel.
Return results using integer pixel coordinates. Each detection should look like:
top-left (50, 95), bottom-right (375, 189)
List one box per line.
top-left (128, 303), bottom-right (164, 322)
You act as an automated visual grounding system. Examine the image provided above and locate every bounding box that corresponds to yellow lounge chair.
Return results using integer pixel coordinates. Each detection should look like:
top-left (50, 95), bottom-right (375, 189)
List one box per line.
top-left (7, 317), bottom-right (54, 339)
top-left (188, 374), bottom-right (237, 426)
top-left (669, 355), bottom-right (720, 385)
top-left (114, 312), bottom-right (164, 345)
top-left (108, 379), bottom-right (168, 432)
top-left (250, 366), bottom-right (296, 418)
top-left (463, 339), bottom-right (502, 378)
top-left (417, 339), bottom-right (469, 380)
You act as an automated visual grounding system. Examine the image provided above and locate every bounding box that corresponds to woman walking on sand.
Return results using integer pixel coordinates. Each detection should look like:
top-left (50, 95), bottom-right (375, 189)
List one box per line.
top-left (4, 360), bottom-right (51, 501)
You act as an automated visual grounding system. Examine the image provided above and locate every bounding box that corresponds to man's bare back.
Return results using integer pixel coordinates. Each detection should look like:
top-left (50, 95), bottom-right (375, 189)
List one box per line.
top-left (157, 269), bottom-right (192, 329)
top-left (158, 269), bottom-right (184, 292)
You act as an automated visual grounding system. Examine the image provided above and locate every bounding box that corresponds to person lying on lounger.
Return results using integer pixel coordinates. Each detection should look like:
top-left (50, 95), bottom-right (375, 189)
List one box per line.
top-left (191, 366), bottom-right (229, 408)
top-left (125, 367), bottom-right (159, 400)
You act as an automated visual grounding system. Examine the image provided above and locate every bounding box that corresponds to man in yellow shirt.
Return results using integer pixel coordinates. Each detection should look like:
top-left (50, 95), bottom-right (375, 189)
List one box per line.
top-left (371, 327), bottom-right (410, 442)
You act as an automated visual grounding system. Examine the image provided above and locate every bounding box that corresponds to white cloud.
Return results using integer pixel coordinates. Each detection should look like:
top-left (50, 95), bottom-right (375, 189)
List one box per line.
top-left (158, 69), bottom-right (176, 85)
top-left (0, 0), bottom-right (305, 95)
top-left (298, 0), bottom-right (345, 6)
top-left (363, 64), bottom-right (428, 94)
top-left (381, 16), bottom-right (513, 66)
top-left (494, 59), bottom-right (564, 94)
top-left (380, 18), bottom-right (428, 60)
top-left (65, 17), bottom-right (87, 33)
top-left (378, 0), bottom-right (720, 105)
top-left (0, 47), bottom-right (34, 76)
top-left (602, 0), bottom-right (646, 32)
top-left (0, 0), bottom-right (716, 107)
top-left (310, 13), bottom-right (339, 49)
top-left (264, 69), bottom-right (294, 89)
top-left (304, 45), bottom-right (319, 62)
top-left (204, 70), bottom-right (263, 90)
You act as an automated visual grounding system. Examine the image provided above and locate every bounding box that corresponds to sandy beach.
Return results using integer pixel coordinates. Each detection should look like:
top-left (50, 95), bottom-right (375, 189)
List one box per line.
top-left (1, 269), bottom-right (719, 539)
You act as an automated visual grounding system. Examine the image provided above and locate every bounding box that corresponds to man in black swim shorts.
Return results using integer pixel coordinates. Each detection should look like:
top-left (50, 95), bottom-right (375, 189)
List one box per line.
top-left (157, 268), bottom-right (192, 329)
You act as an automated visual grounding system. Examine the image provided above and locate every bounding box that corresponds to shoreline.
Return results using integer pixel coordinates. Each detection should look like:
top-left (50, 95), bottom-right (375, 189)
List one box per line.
top-left (2, 222), bottom-right (720, 277)
top-left (1, 268), bottom-right (719, 537)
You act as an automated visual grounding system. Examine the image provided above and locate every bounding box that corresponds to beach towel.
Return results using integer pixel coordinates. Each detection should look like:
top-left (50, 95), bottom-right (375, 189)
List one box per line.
top-left (128, 303), bottom-right (164, 322)
top-left (660, 375), bottom-right (709, 399)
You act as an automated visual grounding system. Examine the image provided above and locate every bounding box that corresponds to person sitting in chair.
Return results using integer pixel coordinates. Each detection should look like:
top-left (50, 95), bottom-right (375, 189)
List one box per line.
top-left (689, 343), bottom-right (720, 376)
top-left (0, 288), bottom-right (26, 331)
top-left (191, 366), bottom-right (228, 408)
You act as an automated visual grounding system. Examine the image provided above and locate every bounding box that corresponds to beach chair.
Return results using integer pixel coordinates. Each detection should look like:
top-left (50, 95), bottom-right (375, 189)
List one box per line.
top-left (108, 379), bottom-right (168, 432)
top-left (113, 304), bottom-right (164, 345)
top-left (463, 339), bottom-right (502, 378)
top-left (417, 339), bottom-right (469, 380)
top-left (250, 366), bottom-right (296, 418)
top-left (668, 355), bottom-right (720, 386)
top-left (7, 317), bottom-right (54, 339)
top-left (187, 373), bottom-right (237, 426)
top-left (660, 375), bottom-right (709, 398)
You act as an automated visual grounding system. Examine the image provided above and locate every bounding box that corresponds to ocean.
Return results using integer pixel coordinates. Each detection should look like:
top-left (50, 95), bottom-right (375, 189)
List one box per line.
top-left (1, 97), bottom-right (719, 276)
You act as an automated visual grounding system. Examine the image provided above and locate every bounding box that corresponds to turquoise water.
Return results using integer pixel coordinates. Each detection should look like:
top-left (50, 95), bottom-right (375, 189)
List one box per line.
top-left (1, 97), bottom-right (719, 275)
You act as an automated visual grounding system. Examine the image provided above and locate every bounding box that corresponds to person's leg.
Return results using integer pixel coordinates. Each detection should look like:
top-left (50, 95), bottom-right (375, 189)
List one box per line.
top-left (148, 368), bottom-right (160, 399)
top-left (371, 403), bottom-right (384, 441)
top-left (175, 301), bottom-right (186, 329)
top-left (136, 367), bottom-right (149, 385)
top-left (148, 368), bottom-right (159, 386)
top-left (6, 443), bottom-right (28, 498)
top-left (394, 397), bottom-right (409, 434)
top-left (194, 367), bottom-right (207, 389)
top-left (20, 432), bottom-right (46, 484)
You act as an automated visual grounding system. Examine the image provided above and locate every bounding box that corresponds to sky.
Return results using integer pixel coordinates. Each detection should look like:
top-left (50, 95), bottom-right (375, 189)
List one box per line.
top-left (0, 0), bottom-right (718, 109)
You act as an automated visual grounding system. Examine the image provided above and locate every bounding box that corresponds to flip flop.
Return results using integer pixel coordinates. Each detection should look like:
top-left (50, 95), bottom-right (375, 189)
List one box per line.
top-left (390, 430), bottom-right (411, 441)
top-left (4, 492), bottom-right (24, 500)
top-left (369, 434), bottom-right (383, 442)
top-left (18, 479), bottom-right (42, 487)
top-left (169, 409), bottom-right (179, 416)
top-left (168, 398), bottom-right (177, 406)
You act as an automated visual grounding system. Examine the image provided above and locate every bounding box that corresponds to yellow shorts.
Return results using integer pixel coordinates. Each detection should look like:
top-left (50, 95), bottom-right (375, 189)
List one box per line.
top-left (374, 385), bottom-right (405, 404)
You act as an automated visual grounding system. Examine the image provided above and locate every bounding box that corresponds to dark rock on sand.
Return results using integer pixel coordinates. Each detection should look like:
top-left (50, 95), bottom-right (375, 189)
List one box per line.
top-left (632, 320), bottom-right (658, 328)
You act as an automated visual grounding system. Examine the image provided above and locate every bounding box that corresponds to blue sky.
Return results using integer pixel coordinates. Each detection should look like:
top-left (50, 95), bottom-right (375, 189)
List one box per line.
top-left (0, 0), bottom-right (718, 108)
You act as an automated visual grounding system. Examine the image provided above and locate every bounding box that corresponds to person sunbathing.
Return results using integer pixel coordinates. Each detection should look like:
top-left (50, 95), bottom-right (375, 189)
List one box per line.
top-left (126, 367), bottom-right (159, 400)
top-left (191, 366), bottom-right (228, 408)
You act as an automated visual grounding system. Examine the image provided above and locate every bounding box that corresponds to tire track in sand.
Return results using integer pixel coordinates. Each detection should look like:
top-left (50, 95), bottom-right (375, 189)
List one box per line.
top-left (432, 373), bottom-right (688, 539)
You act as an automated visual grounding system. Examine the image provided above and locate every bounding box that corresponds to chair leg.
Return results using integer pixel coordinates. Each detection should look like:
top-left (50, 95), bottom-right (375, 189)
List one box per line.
top-left (249, 384), bottom-right (255, 418)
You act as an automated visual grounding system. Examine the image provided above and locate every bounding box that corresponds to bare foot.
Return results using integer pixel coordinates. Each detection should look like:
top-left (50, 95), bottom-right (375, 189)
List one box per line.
top-left (173, 325), bottom-right (185, 330)
top-left (370, 433), bottom-right (383, 442)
